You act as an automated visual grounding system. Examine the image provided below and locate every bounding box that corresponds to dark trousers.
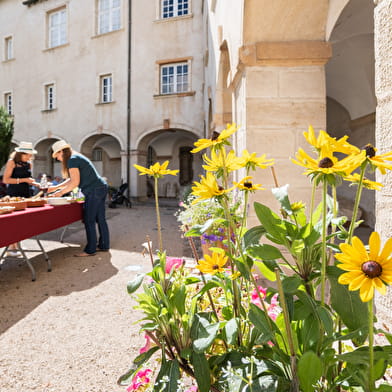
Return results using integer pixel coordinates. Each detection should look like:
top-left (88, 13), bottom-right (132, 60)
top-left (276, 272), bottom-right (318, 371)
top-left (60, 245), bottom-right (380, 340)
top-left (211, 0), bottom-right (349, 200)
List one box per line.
top-left (83, 185), bottom-right (110, 254)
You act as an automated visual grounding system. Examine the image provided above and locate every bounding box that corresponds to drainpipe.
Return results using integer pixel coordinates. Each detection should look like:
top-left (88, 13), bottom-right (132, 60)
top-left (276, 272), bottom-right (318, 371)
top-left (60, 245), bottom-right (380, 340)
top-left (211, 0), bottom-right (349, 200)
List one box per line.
top-left (126, 0), bottom-right (132, 203)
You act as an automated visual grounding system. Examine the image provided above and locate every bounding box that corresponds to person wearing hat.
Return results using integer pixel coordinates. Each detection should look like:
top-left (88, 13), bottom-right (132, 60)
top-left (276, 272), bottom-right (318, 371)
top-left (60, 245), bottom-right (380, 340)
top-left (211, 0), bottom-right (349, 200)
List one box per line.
top-left (48, 140), bottom-right (110, 257)
top-left (3, 141), bottom-right (40, 256)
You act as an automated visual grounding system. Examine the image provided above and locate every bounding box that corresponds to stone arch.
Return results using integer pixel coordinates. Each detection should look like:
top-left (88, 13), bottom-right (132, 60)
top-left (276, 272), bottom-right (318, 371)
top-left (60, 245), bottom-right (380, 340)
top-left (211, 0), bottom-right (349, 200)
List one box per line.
top-left (33, 136), bottom-right (62, 180)
top-left (80, 133), bottom-right (122, 187)
top-left (214, 40), bottom-right (232, 130)
top-left (132, 127), bottom-right (202, 200)
top-left (326, 0), bottom-right (375, 228)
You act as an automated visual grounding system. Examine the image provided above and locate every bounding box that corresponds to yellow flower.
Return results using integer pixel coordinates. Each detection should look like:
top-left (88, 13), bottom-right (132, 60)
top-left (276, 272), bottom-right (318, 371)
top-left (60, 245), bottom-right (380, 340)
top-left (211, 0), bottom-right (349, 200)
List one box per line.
top-left (292, 148), bottom-right (364, 177)
top-left (233, 176), bottom-right (264, 192)
top-left (291, 201), bottom-right (305, 212)
top-left (203, 149), bottom-right (241, 174)
top-left (191, 172), bottom-right (231, 203)
top-left (344, 173), bottom-right (384, 191)
top-left (238, 150), bottom-right (274, 171)
top-left (134, 161), bottom-right (179, 178)
top-left (336, 232), bottom-right (392, 302)
top-left (363, 144), bottom-right (392, 175)
top-left (191, 123), bottom-right (237, 153)
top-left (304, 125), bottom-right (360, 156)
top-left (197, 252), bottom-right (228, 274)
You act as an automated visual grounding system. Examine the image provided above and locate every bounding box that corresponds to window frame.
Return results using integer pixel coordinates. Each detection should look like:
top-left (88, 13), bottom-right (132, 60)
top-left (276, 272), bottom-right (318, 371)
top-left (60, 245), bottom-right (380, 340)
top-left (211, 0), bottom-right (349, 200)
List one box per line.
top-left (4, 36), bottom-right (13, 60)
top-left (4, 92), bottom-right (12, 115)
top-left (160, 0), bottom-right (190, 19)
top-left (47, 7), bottom-right (67, 49)
top-left (159, 61), bottom-right (190, 95)
top-left (100, 74), bottom-right (113, 103)
top-left (97, 0), bottom-right (121, 35)
top-left (45, 83), bottom-right (56, 110)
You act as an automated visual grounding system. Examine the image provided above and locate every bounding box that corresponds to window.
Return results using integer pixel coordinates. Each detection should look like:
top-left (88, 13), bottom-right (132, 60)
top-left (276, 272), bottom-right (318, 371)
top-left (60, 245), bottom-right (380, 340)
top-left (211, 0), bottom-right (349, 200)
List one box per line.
top-left (48, 8), bottom-right (67, 48)
top-left (4, 36), bottom-right (13, 60)
top-left (45, 84), bottom-right (56, 110)
top-left (100, 74), bottom-right (113, 103)
top-left (160, 62), bottom-right (188, 94)
top-left (4, 93), bottom-right (12, 115)
top-left (98, 0), bottom-right (121, 34)
top-left (161, 0), bottom-right (189, 18)
top-left (92, 148), bottom-right (103, 161)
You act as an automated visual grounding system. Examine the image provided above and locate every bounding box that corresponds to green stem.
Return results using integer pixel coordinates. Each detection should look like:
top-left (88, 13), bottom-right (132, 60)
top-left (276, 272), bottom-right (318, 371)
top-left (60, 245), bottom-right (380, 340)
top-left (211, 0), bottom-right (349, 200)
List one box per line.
top-left (321, 180), bottom-right (327, 306)
top-left (347, 162), bottom-right (367, 244)
top-left (310, 180), bottom-right (317, 229)
top-left (154, 177), bottom-right (163, 252)
top-left (275, 268), bottom-right (299, 391)
top-left (328, 185), bottom-right (338, 265)
top-left (368, 299), bottom-right (374, 392)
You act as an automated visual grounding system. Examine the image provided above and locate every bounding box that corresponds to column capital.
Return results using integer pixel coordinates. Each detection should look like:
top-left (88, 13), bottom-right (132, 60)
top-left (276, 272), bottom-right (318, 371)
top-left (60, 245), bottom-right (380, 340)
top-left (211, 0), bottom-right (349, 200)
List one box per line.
top-left (239, 41), bottom-right (332, 67)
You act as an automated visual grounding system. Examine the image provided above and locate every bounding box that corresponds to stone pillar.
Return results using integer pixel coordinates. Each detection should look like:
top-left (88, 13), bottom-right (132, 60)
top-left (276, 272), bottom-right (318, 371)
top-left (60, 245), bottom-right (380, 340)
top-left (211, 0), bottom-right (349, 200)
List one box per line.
top-left (374, 0), bottom-right (392, 325)
top-left (236, 41), bottom-right (331, 224)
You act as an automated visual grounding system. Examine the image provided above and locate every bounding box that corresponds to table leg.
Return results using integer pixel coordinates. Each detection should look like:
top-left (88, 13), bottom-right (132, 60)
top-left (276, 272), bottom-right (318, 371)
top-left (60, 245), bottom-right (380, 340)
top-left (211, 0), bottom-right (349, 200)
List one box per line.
top-left (0, 246), bottom-right (8, 269)
top-left (35, 239), bottom-right (52, 272)
top-left (17, 243), bottom-right (36, 281)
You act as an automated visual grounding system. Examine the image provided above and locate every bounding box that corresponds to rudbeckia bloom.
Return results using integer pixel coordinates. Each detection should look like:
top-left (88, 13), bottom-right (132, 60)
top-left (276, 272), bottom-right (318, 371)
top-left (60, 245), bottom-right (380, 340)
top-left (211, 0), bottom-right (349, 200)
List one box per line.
top-left (203, 149), bottom-right (241, 175)
top-left (191, 172), bottom-right (231, 203)
top-left (336, 232), bottom-right (392, 302)
top-left (134, 161), bottom-right (179, 178)
top-left (233, 176), bottom-right (264, 192)
top-left (304, 125), bottom-right (360, 156)
top-left (362, 144), bottom-right (392, 175)
top-left (197, 252), bottom-right (228, 274)
top-left (191, 123), bottom-right (237, 153)
top-left (292, 148), bottom-right (363, 178)
top-left (344, 173), bottom-right (384, 190)
top-left (238, 150), bottom-right (274, 171)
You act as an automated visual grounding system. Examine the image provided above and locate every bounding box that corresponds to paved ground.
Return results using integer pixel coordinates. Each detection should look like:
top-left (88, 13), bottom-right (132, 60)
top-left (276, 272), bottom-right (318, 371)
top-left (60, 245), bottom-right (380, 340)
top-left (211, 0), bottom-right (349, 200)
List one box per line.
top-left (0, 201), bottom-right (194, 392)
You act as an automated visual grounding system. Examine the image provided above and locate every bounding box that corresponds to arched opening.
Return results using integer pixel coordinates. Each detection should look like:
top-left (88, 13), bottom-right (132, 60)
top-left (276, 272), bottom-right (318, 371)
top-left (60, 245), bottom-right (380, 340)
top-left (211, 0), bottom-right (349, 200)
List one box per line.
top-left (326, 0), bottom-right (375, 227)
top-left (133, 128), bottom-right (202, 200)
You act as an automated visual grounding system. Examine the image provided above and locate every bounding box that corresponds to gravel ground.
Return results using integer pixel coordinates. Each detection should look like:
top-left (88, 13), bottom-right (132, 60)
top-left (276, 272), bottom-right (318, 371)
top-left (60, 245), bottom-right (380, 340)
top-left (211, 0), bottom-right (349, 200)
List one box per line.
top-left (0, 203), bottom-right (191, 392)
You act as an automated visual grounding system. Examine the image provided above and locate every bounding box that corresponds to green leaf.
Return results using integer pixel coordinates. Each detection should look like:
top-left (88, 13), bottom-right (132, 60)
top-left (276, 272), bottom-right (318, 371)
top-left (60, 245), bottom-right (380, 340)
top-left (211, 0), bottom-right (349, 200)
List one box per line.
top-left (254, 202), bottom-right (286, 243)
top-left (243, 225), bottom-right (266, 247)
top-left (133, 345), bottom-right (160, 365)
top-left (117, 363), bottom-right (140, 386)
top-left (247, 243), bottom-right (284, 261)
top-left (327, 266), bottom-right (368, 341)
top-left (172, 285), bottom-right (186, 315)
top-left (153, 359), bottom-right (180, 392)
top-left (249, 303), bottom-right (277, 342)
top-left (282, 275), bottom-right (302, 294)
top-left (224, 318), bottom-right (238, 345)
top-left (192, 315), bottom-right (220, 353)
top-left (254, 260), bottom-right (277, 281)
top-left (191, 352), bottom-right (211, 392)
top-left (377, 385), bottom-right (392, 391)
top-left (127, 273), bottom-right (145, 294)
top-left (298, 351), bottom-right (322, 392)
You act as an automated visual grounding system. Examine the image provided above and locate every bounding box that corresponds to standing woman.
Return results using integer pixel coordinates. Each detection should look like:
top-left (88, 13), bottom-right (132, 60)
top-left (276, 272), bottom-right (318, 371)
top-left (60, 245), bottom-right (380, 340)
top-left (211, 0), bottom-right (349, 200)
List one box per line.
top-left (48, 140), bottom-right (110, 256)
top-left (3, 141), bottom-right (40, 256)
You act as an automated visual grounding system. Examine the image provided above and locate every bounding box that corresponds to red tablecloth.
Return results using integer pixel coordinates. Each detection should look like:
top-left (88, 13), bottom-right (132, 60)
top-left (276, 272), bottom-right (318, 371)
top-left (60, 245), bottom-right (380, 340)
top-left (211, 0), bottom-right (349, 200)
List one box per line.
top-left (0, 202), bottom-right (83, 247)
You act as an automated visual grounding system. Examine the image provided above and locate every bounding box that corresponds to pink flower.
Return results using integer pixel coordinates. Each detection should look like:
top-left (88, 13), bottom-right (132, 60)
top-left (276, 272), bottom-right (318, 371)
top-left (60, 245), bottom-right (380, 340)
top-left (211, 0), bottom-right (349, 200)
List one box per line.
top-left (251, 288), bottom-right (281, 321)
top-left (139, 334), bottom-right (151, 354)
top-left (127, 369), bottom-right (152, 391)
top-left (165, 257), bottom-right (184, 273)
top-left (185, 387), bottom-right (198, 392)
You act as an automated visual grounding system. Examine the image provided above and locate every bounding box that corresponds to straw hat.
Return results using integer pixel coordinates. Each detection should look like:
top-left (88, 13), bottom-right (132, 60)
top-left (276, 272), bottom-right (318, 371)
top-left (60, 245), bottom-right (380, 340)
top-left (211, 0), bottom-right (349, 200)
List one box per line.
top-left (52, 140), bottom-right (71, 158)
top-left (15, 141), bottom-right (37, 154)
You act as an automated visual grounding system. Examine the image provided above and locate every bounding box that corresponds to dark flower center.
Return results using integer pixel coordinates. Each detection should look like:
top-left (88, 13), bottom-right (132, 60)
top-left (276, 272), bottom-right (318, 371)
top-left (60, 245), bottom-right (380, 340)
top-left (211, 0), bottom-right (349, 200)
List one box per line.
top-left (244, 182), bottom-right (252, 189)
top-left (364, 144), bottom-right (376, 158)
top-left (361, 260), bottom-right (382, 278)
top-left (212, 264), bottom-right (220, 270)
top-left (211, 131), bottom-right (220, 141)
top-left (318, 157), bottom-right (334, 168)
top-left (218, 186), bottom-right (224, 191)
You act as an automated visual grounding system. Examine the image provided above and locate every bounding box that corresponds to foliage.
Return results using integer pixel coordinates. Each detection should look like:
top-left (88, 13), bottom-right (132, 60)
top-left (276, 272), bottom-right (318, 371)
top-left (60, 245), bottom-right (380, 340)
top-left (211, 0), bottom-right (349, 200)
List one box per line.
top-left (123, 124), bottom-right (392, 392)
top-left (0, 106), bottom-right (14, 169)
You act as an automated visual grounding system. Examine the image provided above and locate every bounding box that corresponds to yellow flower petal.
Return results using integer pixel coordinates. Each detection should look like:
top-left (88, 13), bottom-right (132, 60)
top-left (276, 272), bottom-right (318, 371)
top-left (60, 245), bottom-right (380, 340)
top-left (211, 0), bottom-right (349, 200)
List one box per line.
top-left (359, 279), bottom-right (374, 302)
top-left (379, 237), bottom-right (392, 261)
top-left (369, 232), bottom-right (381, 260)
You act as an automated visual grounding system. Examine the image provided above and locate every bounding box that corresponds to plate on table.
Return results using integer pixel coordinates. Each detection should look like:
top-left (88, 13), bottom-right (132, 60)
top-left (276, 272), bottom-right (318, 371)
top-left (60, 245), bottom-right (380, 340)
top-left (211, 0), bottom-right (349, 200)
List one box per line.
top-left (47, 197), bottom-right (71, 206)
top-left (0, 200), bottom-right (27, 211)
top-left (26, 198), bottom-right (47, 207)
top-left (0, 206), bottom-right (15, 215)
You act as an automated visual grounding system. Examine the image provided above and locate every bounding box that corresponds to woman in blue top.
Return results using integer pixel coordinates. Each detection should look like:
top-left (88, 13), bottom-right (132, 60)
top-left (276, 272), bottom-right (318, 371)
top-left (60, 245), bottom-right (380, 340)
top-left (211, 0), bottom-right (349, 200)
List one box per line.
top-left (48, 140), bottom-right (110, 257)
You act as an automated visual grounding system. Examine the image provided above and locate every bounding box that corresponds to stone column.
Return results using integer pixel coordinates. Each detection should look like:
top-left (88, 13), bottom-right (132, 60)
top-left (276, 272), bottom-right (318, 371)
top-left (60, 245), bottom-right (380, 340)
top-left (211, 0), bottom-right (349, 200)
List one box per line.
top-left (374, 0), bottom-right (392, 325)
top-left (236, 41), bottom-right (331, 224)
